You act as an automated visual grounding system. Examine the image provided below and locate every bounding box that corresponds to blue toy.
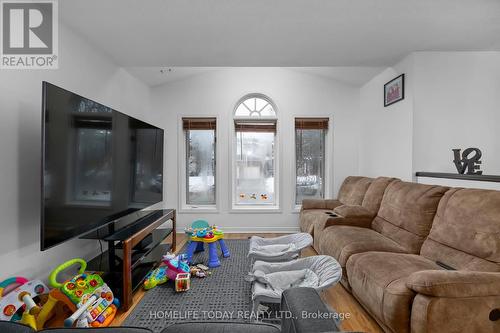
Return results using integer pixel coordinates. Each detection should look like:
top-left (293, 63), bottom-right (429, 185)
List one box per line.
top-left (184, 220), bottom-right (230, 268)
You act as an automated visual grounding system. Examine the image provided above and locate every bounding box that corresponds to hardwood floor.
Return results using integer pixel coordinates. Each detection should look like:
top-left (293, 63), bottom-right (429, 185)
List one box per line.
top-left (302, 245), bottom-right (383, 333)
top-left (114, 233), bottom-right (383, 333)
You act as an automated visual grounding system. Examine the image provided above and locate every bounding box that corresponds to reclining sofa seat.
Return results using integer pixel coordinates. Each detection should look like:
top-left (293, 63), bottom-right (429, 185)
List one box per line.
top-left (299, 176), bottom-right (373, 237)
top-left (300, 176), bottom-right (373, 251)
top-left (312, 176), bottom-right (397, 250)
top-left (318, 180), bottom-right (448, 289)
top-left (347, 187), bottom-right (500, 333)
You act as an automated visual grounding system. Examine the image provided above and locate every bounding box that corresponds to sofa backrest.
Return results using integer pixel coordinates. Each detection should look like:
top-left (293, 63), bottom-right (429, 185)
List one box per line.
top-left (337, 176), bottom-right (373, 206)
top-left (420, 188), bottom-right (500, 272)
top-left (361, 176), bottom-right (399, 214)
top-left (371, 181), bottom-right (449, 254)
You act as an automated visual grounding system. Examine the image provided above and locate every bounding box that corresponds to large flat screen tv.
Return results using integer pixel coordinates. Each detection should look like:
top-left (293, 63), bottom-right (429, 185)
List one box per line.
top-left (41, 82), bottom-right (164, 250)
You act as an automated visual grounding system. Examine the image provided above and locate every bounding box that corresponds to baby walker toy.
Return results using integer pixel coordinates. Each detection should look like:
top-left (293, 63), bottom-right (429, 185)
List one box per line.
top-left (39, 258), bottom-right (119, 328)
top-left (0, 277), bottom-right (49, 330)
top-left (184, 220), bottom-right (230, 268)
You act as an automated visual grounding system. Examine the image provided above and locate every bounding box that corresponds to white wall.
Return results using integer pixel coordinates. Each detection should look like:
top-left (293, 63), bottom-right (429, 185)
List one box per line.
top-left (359, 51), bottom-right (500, 189)
top-left (150, 68), bottom-right (360, 232)
top-left (412, 52), bottom-right (500, 175)
top-left (358, 55), bottom-right (414, 181)
top-left (0, 24), bottom-right (152, 279)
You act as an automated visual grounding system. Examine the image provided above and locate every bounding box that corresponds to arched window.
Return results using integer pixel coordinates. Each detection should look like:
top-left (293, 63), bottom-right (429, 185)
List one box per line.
top-left (234, 95), bottom-right (277, 118)
top-left (232, 94), bottom-right (279, 209)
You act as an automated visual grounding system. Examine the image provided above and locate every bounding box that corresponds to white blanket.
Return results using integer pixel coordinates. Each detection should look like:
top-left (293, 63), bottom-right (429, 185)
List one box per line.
top-left (247, 268), bottom-right (319, 293)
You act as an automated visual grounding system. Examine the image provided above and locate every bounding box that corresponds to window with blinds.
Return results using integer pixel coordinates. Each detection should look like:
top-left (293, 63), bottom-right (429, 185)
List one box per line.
top-left (233, 95), bottom-right (278, 207)
top-left (295, 118), bottom-right (329, 205)
top-left (183, 117), bottom-right (216, 206)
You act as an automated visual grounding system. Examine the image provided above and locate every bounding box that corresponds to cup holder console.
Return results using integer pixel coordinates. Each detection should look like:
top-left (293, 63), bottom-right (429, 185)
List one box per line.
top-left (490, 309), bottom-right (500, 321)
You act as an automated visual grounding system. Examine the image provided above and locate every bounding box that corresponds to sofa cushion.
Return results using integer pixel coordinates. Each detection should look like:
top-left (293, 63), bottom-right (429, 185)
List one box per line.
top-left (0, 321), bottom-right (35, 333)
top-left (371, 181), bottom-right (448, 254)
top-left (333, 204), bottom-right (375, 219)
top-left (337, 176), bottom-right (373, 206)
top-left (346, 252), bottom-right (442, 333)
top-left (420, 188), bottom-right (500, 272)
top-left (318, 226), bottom-right (407, 288)
top-left (361, 176), bottom-right (398, 213)
top-left (299, 209), bottom-right (332, 234)
top-left (313, 206), bottom-right (373, 251)
top-left (161, 322), bottom-right (280, 333)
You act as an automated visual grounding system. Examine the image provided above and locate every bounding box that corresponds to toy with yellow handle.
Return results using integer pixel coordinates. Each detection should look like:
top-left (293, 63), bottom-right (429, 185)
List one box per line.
top-left (36, 258), bottom-right (87, 329)
top-left (0, 277), bottom-right (49, 330)
top-left (39, 258), bottom-right (119, 328)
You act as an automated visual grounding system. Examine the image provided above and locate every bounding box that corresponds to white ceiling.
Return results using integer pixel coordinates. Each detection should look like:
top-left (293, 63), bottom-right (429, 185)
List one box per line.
top-left (126, 67), bottom-right (220, 86)
top-left (61, 0), bottom-right (500, 67)
top-left (126, 67), bottom-right (386, 87)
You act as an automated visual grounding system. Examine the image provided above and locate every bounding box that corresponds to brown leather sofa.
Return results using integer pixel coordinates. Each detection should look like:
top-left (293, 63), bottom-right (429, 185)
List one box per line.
top-left (300, 176), bottom-right (396, 251)
top-left (347, 187), bottom-right (500, 333)
top-left (318, 180), bottom-right (448, 288)
top-left (305, 177), bottom-right (500, 333)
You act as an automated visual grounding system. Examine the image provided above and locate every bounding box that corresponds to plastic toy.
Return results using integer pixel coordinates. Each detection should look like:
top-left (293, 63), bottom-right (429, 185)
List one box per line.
top-left (190, 265), bottom-right (211, 278)
top-left (38, 258), bottom-right (119, 328)
top-left (143, 266), bottom-right (168, 290)
top-left (175, 273), bottom-right (190, 292)
top-left (184, 221), bottom-right (230, 268)
top-left (0, 277), bottom-right (49, 330)
top-left (162, 253), bottom-right (190, 281)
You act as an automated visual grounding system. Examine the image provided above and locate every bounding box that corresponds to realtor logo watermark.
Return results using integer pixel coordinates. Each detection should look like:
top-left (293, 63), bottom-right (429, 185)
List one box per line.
top-left (1, 0), bottom-right (58, 69)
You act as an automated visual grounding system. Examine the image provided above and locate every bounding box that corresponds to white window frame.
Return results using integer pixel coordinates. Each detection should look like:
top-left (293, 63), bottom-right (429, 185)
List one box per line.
top-left (292, 115), bottom-right (334, 212)
top-left (178, 115), bottom-right (220, 213)
top-left (230, 93), bottom-right (281, 213)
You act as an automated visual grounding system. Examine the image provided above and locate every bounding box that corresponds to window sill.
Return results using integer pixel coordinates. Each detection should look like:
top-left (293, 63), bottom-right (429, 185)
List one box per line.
top-left (179, 206), bottom-right (219, 214)
top-left (230, 206), bottom-right (282, 214)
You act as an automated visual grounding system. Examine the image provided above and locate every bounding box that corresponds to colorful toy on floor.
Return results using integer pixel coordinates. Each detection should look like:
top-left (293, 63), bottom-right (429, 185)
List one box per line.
top-left (184, 220), bottom-right (230, 268)
top-left (162, 253), bottom-right (190, 281)
top-left (0, 277), bottom-right (49, 330)
top-left (39, 258), bottom-right (119, 328)
top-left (143, 266), bottom-right (168, 290)
top-left (189, 265), bottom-right (212, 278)
top-left (175, 273), bottom-right (190, 292)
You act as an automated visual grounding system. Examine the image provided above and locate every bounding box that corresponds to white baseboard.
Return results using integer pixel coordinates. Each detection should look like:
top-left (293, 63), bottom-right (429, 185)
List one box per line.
top-left (175, 226), bottom-right (300, 233)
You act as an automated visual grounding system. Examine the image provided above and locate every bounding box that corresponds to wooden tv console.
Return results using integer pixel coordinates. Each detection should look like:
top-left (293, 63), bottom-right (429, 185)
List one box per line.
top-left (82, 209), bottom-right (176, 310)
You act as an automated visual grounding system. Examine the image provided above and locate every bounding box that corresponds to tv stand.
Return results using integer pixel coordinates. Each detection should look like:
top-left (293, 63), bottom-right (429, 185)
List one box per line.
top-left (82, 209), bottom-right (176, 310)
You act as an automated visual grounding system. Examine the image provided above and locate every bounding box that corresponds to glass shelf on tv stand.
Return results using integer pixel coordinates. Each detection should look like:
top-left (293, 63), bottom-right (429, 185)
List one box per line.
top-left (80, 209), bottom-right (174, 241)
top-left (80, 208), bottom-right (176, 311)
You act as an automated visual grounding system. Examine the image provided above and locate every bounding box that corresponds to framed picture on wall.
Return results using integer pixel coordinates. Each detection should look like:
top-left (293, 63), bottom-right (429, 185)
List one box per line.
top-left (384, 74), bottom-right (405, 107)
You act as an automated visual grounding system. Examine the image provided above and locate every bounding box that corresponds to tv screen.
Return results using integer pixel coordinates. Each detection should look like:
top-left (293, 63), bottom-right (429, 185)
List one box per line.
top-left (41, 82), bottom-right (164, 250)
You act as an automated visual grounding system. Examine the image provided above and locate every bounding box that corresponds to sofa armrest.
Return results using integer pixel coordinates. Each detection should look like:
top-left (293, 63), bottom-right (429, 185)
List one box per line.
top-left (281, 287), bottom-right (340, 333)
top-left (406, 270), bottom-right (500, 298)
top-left (333, 205), bottom-right (374, 218)
top-left (323, 206), bottom-right (374, 229)
top-left (301, 199), bottom-right (341, 210)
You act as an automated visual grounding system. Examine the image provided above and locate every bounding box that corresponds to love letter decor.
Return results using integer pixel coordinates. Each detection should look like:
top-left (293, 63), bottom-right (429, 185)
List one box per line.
top-left (452, 148), bottom-right (483, 175)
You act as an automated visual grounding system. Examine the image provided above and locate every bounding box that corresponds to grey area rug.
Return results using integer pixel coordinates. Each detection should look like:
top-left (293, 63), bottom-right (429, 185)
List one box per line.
top-left (124, 239), bottom-right (257, 332)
